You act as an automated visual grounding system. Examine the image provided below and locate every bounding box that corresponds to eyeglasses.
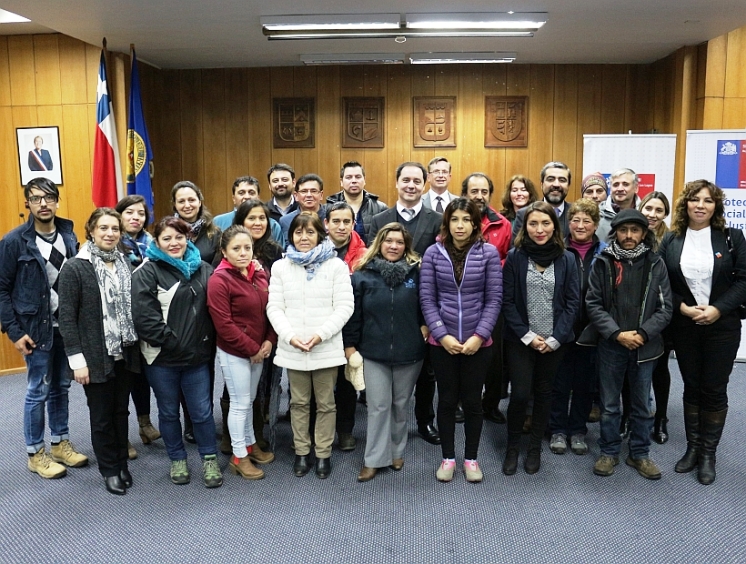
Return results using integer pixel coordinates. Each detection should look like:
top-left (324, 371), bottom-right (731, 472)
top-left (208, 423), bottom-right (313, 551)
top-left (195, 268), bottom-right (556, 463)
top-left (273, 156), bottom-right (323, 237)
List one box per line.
top-left (429, 169), bottom-right (450, 176)
top-left (27, 195), bottom-right (58, 204)
top-left (298, 189), bottom-right (321, 195)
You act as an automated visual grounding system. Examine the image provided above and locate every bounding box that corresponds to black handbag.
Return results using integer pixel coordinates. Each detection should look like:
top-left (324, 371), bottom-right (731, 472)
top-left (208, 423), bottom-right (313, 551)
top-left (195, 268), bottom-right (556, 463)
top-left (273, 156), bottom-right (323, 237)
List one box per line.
top-left (725, 228), bottom-right (746, 320)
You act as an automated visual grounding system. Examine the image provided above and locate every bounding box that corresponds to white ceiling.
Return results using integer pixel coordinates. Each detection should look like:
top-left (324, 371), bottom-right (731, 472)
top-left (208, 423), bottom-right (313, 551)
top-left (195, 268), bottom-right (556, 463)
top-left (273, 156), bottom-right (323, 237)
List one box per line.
top-left (1, 1), bottom-right (745, 69)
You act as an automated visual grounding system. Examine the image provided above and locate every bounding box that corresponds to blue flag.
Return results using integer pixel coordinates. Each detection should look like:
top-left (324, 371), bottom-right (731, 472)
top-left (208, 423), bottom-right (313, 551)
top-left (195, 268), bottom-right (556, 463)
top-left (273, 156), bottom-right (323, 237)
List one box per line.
top-left (126, 48), bottom-right (154, 213)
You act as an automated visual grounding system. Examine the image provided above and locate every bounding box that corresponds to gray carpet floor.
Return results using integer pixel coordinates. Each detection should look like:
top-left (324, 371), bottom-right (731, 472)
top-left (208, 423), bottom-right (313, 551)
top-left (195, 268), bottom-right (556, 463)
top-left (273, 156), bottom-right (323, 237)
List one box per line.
top-left (0, 358), bottom-right (745, 564)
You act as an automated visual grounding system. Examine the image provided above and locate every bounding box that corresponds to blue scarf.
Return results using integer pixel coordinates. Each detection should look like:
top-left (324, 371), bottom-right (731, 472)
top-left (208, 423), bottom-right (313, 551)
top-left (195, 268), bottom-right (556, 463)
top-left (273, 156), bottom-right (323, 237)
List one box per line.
top-left (285, 238), bottom-right (336, 280)
top-left (145, 239), bottom-right (203, 279)
top-left (121, 230), bottom-right (153, 266)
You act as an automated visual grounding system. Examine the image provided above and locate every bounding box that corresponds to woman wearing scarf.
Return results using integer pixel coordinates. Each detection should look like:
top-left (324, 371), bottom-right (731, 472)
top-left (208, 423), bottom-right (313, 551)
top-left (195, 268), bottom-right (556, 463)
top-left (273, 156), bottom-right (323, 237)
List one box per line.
top-left (115, 195), bottom-right (160, 456)
top-left (502, 201), bottom-right (580, 476)
top-left (343, 222), bottom-right (427, 482)
top-left (266, 212), bottom-right (353, 480)
top-left (207, 226), bottom-right (276, 481)
top-left (58, 208), bottom-right (139, 495)
top-left (171, 181), bottom-right (221, 264)
top-left (420, 198), bottom-right (502, 483)
top-left (170, 181), bottom-right (221, 443)
top-left (131, 217), bottom-right (222, 488)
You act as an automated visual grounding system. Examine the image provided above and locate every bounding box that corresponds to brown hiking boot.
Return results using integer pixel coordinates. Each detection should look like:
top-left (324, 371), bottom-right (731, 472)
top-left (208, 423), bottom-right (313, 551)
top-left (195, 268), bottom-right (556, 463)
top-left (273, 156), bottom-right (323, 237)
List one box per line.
top-left (28, 448), bottom-right (67, 479)
top-left (138, 414), bottom-right (161, 444)
top-left (229, 455), bottom-right (264, 480)
top-left (247, 443), bottom-right (275, 464)
top-left (50, 440), bottom-right (88, 468)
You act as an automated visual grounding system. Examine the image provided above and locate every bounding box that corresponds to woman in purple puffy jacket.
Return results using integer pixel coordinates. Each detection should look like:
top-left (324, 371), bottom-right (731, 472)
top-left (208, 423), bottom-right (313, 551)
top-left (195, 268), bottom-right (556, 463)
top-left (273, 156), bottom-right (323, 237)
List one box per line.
top-left (420, 198), bottom-right (502, 483)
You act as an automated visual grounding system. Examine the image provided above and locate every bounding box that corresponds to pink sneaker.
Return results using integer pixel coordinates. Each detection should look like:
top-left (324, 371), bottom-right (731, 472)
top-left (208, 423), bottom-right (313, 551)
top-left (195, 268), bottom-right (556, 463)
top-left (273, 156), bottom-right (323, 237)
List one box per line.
top-left (464, 460), bottom-right (483, 482)
top-left (436, 459), bottom-right (456, 482)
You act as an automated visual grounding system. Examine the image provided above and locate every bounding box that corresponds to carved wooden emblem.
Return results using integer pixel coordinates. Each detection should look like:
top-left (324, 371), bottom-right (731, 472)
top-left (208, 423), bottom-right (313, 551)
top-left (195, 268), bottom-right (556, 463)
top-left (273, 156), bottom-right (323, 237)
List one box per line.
top-left (343, 97), bottom-right (384, 148)
top-left (273, 98), bottom-right (315, 148)
top-left (485, 96), bottom-right (528, 148)
top-left (413, 97), bottom-right (456, 148)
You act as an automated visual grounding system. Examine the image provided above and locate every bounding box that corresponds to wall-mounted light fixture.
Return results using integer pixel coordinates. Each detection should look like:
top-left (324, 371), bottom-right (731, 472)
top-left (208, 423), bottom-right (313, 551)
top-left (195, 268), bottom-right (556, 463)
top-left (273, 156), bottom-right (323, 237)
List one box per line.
top-left (300, 53), bottom-right (405, 65)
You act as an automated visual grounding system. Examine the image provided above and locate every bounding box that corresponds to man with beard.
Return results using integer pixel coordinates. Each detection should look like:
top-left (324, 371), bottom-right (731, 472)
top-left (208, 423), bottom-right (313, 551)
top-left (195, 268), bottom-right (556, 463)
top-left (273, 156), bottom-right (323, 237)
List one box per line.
top-left (462, 172), bottom-right (512, 424)
top-left (512, 161), bottom-right (572, 240)
top-left (0, 177), bottom-right (88, 478)
top-left (265, 163), bottom-right (299, 223)
top-left (582, 209), bottom-right (672, 480)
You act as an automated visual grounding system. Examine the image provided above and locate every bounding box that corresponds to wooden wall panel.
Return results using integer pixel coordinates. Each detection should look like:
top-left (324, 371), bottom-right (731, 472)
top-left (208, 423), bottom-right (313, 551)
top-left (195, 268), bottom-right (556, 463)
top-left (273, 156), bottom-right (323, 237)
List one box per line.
top-left (503, 65), bottom-right (532, 203)
top-left (33, 35), bottom-right (62, 107)
top-left (178, 70), bottom-right (205, 189)
top-left (246, 67), bottom-right (271, 192)
top-left (7, 36), bottom-right (36, 106)
top-left (58, 35), bottom-right (88, 105)
top-left (553, 64), bottom-right (579, 191)
top-left (201, 68), bottom-right (228, 214)
top-left (223, 69), bottom-right (249, 185)
top-left (0, 38), bottom-right (12, 107)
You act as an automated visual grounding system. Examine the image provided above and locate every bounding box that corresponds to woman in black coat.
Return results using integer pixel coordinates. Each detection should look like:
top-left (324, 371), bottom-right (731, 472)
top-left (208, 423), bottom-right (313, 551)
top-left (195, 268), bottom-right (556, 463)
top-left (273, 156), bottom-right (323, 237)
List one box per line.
top-left (59, 208), bottom-right (139, 495)
top-left (659, 179), bottom-right (746, 485)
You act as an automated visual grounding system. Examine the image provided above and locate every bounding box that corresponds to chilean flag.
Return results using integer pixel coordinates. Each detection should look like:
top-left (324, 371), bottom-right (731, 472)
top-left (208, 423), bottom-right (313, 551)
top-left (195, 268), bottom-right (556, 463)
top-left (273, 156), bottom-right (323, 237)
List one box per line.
top-left (91, 50), bottom-right (123, 207)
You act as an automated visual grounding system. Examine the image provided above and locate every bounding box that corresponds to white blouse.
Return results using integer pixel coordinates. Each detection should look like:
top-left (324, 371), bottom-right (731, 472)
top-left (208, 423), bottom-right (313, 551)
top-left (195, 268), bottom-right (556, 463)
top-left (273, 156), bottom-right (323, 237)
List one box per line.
top-left (681, 227), bottom-right (714, 305)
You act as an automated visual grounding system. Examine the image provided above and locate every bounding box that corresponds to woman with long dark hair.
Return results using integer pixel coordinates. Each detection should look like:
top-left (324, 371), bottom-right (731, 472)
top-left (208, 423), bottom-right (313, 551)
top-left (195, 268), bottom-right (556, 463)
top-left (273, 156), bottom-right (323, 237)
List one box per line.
top-left (344, 222), bottom-right (426, 482)
top-left (115, 195), bottom-right (160, 456)
top-left (502, 201), bottom-right (580, 475)
top-left (208, 226), bottom-right (276, 480)
top-left (500, 175), bottom-right (539, 223)
top-left (59, 208), bottom-right (139, 495)
top-left (659, 180), bottom-right (746, 484)
top-left (420, 198), bottom-right (502, 483)
top-left (171, 181), bottom-right (221, 264)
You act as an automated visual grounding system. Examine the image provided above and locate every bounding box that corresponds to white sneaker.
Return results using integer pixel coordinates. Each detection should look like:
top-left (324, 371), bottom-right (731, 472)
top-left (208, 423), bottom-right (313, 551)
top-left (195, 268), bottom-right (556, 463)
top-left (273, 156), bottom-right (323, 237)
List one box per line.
top-left (549, 433), bottom-right (567, 454)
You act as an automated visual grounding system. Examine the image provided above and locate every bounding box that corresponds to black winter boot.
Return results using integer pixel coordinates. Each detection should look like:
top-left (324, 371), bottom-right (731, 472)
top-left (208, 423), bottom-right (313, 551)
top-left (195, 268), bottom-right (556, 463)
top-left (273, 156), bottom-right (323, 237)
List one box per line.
top-left (697, 408), bottom-right (727, 485)
top-left (675, 402), bottom-right (700, 473)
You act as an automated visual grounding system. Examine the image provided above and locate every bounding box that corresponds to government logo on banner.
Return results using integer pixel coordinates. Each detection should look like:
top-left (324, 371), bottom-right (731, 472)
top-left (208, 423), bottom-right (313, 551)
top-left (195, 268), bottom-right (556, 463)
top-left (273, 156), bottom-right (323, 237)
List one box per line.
top-left (715, 140), bottom-right (746, 189)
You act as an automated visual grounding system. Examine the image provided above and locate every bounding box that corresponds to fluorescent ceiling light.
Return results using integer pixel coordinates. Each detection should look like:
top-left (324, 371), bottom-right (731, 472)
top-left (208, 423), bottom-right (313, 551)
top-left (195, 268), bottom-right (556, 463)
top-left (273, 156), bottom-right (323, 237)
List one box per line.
top-left (406, 12), bottom-right (546, 30)
top-left (262, 14), bottom-right (400, 32)
top-left (410, 52), bottom-right (517, 64)
top-left (301, 53), bottom-right (405, 65)
top-left (268, 30), bottom-right (534, 40)
top-left (0, 9), bottom-right (30, 23)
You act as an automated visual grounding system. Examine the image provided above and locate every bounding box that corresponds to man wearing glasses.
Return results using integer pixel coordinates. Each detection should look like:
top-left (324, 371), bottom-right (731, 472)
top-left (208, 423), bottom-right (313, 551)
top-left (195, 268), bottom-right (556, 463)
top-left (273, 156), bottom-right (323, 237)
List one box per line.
top-left (279, 174), bottom-right (329, 247)
top-left (422, 157), bottom-right (458, 213)
top-left (0, 177), bottom-right (88, 479)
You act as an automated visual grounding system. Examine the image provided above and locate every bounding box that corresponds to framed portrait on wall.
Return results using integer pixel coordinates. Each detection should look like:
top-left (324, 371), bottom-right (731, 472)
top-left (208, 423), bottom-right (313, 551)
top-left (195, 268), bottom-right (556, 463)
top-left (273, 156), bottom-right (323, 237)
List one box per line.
top-left (16, 126), bottom-right (63, 186)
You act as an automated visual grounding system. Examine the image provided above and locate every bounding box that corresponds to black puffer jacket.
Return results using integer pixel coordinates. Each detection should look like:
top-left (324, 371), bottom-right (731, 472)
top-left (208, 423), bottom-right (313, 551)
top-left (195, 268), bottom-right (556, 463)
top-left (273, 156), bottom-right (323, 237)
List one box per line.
top-left (132, 259), bottom-right (214, 367)
top-left (343, 261), bottom-right (425, 365)
top-left (326, 190), bottom-right (388, 243)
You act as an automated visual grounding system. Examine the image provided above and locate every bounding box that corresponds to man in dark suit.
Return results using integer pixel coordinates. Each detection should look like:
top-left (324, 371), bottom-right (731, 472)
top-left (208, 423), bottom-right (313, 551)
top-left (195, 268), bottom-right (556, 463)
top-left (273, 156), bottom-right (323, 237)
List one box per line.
top-left (512, 161), bottom-right (572, 240)
top-left (369, 161), bottom-right (443, 445)
top-left (28, 136), bottom-right (53, 171)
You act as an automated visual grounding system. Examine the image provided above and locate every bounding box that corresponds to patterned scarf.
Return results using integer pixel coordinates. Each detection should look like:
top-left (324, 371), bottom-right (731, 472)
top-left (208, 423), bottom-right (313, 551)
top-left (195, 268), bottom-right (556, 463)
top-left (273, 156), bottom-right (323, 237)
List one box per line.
top-left (604, 240), bottom-right (650, 261)
top-left (120, 230), bottom-right (152, 266)
top-left (285, 238), bottom-right (336, 280)
top-left (145, 240), bottom-right (203, 279)
top-left (369, 257), bottom-right (412, 287)
top-left (85, 241), bottom-right (137, 356)
top-left (174, 213), bottom-right (205, 241)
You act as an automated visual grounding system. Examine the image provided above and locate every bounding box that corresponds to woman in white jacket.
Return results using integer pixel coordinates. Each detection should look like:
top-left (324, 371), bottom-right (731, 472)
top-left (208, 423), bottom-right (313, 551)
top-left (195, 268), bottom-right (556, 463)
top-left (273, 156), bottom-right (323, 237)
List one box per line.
top-left (267, 212), bottom-right (354, 479)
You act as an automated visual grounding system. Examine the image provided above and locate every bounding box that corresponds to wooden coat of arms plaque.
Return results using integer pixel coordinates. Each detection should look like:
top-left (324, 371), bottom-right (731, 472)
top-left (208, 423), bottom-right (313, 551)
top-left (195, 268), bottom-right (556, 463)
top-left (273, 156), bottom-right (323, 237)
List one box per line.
top-left (343, 97), bottom-right (384, 148)
top-left (485, 96), bottom-right (528, 148)
top-left (273, 98), bottom-right (315, 148)
top-left (413, 97), bottom-right (456, 148)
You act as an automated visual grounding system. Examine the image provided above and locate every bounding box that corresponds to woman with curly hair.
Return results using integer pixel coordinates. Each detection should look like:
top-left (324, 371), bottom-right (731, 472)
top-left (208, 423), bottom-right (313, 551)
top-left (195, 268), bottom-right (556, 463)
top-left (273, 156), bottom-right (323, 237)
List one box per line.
top-left (659, 180), bottom-right (746, 485)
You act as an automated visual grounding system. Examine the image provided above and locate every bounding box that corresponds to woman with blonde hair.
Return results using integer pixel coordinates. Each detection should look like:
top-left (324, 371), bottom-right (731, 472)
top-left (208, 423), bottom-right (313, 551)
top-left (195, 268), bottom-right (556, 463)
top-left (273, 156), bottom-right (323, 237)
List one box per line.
top-left (344, 223), bottom-right (427, 482)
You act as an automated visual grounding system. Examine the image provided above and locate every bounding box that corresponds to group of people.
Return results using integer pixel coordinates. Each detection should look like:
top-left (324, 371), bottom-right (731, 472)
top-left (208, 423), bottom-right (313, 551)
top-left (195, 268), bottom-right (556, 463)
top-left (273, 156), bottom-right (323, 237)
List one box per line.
top-left (1, 156), bottom-right (744, 495)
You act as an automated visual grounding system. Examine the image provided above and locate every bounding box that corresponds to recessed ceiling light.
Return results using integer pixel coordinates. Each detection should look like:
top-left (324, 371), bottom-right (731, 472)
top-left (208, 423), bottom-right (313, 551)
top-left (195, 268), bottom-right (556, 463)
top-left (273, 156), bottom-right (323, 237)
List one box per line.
top-left (0, 8), bottom-right (30, 24)
top-left (410, 52), bottom-right (517, 64)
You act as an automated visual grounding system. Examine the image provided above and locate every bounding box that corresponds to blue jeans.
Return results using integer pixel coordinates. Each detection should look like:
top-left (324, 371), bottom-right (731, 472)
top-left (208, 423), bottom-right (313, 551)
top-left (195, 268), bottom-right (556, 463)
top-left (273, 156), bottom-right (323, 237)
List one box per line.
top-left (24, 329), bottom-right (71, 453)
top-left (549, 343), bottom-right (596, 437)
top-left (597, 339), bottom-right (655, 459)
top-left (145, 362), bottom-right (217, 460)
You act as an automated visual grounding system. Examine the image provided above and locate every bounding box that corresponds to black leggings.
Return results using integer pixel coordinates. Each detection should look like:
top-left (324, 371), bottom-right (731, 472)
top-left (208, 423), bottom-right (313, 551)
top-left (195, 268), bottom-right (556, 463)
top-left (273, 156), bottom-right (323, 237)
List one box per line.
top-left (431, 345), bottom-right (492, 460)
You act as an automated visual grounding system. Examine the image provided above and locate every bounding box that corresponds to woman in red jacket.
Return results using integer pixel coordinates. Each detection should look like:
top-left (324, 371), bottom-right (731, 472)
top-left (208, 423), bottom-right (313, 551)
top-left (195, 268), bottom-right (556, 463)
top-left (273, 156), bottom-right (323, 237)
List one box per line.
top-left (207, 225), bottom-right (277, 480)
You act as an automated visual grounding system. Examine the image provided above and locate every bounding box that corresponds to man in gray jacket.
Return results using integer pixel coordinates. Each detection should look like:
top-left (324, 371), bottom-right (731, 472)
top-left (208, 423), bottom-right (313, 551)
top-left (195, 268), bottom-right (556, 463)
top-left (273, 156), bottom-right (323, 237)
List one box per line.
top-left (584, 209), bottom-right (672, 480)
